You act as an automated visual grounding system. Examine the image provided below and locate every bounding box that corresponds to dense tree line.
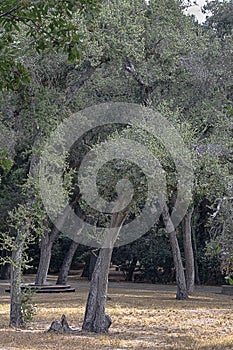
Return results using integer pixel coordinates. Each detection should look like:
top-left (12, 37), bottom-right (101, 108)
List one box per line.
top-left (0, 0), bottom-right (232, 332)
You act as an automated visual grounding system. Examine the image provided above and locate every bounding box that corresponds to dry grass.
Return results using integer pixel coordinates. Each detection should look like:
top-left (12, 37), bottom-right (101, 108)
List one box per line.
top-left (0, 278), bottom-right (233, 350)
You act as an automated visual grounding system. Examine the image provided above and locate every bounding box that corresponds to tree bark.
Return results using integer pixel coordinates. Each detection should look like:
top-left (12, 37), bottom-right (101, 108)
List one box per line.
top-left (9, 234), bottom-right (24, 327)
top-left (182, 207), bottom-right (195, 294)
top-left (35, 202), bottom-right (75, 285)
top-left (88, 250), bottom-right (98, 281)
top-left (35, 229), bottom-right (55, 285)
top-left (56, 240), bottom-right (79, 285)
top-left (192, 210), bottom-right (201, 285)
top-left (82, 189), bottom-right (132, 333)
top-left (10, 120), bottom-right (39, 327)
top-left (161, 202), bottom-right (188, 300)
top-left (82, 247), bottom-right (113, 333)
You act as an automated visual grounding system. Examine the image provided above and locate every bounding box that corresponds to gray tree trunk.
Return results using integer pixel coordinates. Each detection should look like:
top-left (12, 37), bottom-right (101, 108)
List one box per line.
top-left (192, 211), bottom-right (201, 285)
top-left (35, 203), bottom-right (74, 285)
top-left (35, 230), bottom-right (55, 285)
top-left (88, 250), bottom-right (98, 281)
top-left (56, 240), bottom-right (79, 285)
top-left (81, 250), bottom-right (98, 279)
top-left (161, 202), bottom-right (188, 300)
top-left (9, 234), bottom-right (24, 327)
top-left (82, 188), bottom-right (132, 333)
top-left (182, 208), bottom-right (195, 294)
top-left (82, 247), bottom-right (113, 333)
top-left (10, 126), bottom-right (39, 327)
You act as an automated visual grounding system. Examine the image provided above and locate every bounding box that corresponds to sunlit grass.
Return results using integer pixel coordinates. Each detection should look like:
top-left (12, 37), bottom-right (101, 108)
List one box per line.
top-left (0, 279), bottom-right (233, 349)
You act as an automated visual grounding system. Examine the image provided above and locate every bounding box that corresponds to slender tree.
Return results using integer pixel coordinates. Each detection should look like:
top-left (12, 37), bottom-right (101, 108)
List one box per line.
top-left (82, 187), bottom-right (133, 332)
top-left (182, 207), bottom-right (195, 294)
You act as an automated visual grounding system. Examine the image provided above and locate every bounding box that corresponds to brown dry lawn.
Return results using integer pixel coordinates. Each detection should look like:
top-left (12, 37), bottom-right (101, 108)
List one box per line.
top-left (0, 277), bottom-right (233, 350)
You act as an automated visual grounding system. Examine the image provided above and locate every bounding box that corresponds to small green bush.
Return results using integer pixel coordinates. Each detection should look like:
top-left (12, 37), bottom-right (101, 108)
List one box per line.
top-left (21, 286), bottom-right (37, 322)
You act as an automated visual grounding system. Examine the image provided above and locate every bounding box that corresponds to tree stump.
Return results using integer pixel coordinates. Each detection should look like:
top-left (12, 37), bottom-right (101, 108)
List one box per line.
top-left (48, 315), bottom-right (74, 333)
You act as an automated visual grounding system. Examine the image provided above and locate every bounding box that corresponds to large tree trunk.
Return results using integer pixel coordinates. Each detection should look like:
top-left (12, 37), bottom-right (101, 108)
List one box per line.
top-left (10, 126), bottom-right (39, 327)
top-left (161, 202), bottom-right (188, 300)
top-left (10, 234), bottom-right (24, 327)
top-left (182, 208), bottom-right (195, 294)
top-left (88, 250), bottom-right (98, 281)
top-left (35, 230), bottom-right (55, 285)
top-left (56, 240), bottom-right (79, 285)
top-left (35, 202), bottom-right (74, 285)
top-left (81, 250), bottom-right (98, 279)
top-left (82, 247), bottom-right (113, 333)
top-left (82, 189), bottom-right (132, 333)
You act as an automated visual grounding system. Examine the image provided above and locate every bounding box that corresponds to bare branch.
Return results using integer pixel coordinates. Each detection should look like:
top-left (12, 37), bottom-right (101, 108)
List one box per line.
top-left (211, 196), bottom-right (233, 218)
top-left (65, 62), bottom-right (96, 105)
top-left (211, 198), bottom-right (223, 218)
top-left (125, 59), bottom-right (145, 87)
top-left (0, 1), bottom-right (22, 19)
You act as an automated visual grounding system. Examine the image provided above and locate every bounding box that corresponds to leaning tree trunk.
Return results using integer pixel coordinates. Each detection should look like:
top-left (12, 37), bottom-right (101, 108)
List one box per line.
top-left (10, 233), bottom-right (25, 327)
top-left (56, 240), bottom-right (79, 285)
top-left (35, 202), bottom-right (74, 285)
top-left (81, 250), bottom-right (98, 279)
top-left (35, 229), bottom-right (55, 285)
top-left (82, 247), bottom-right (113, 333)
top-left (82, 189), bottom-right (132, 333)
top-left (161, 202), bottom-right (188, 300)
top-left (88, 250), bottom-right (98, 281)
top-left (182, 207), bottom-right (195, 294)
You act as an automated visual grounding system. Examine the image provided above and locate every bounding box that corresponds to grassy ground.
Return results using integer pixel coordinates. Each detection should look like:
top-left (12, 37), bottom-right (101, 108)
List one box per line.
top-left (0, 277), bottom-right (233, 350)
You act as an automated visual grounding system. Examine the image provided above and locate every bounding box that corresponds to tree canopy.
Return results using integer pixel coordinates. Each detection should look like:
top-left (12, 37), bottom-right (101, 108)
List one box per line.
top-left (0, 0), bottom-right (232, 332)
top-left (0, 0), bottom-right (102, 89)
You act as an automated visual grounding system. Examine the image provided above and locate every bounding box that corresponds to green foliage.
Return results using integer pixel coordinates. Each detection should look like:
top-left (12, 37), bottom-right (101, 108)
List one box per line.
top-left (0, 175), bottom-right (47, 270)
top-left (0, 0), bottom-right (102, 89)
top-left (0, 0), bottom-right (232, 289)
top-left (21, 286), bottom-right (37, 322)
top-left (207, 194), bottom-right (233, 279)
top-left (225, 272), bottom-right (233, 286)
top-left (84, 0), bottom-right (200, 106)
top-left (203, 0), bottom-right (233, 38)
top-left (139, 231), bottom-right (174, 283)
top-left (0, 149), bottom-right (13, 178)
top-left (112, 229), bottom-right (174, 283)
top-left (203, 102), bottom-right (233, 281)
top-left (199, 248), bottom-right (224, 285)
